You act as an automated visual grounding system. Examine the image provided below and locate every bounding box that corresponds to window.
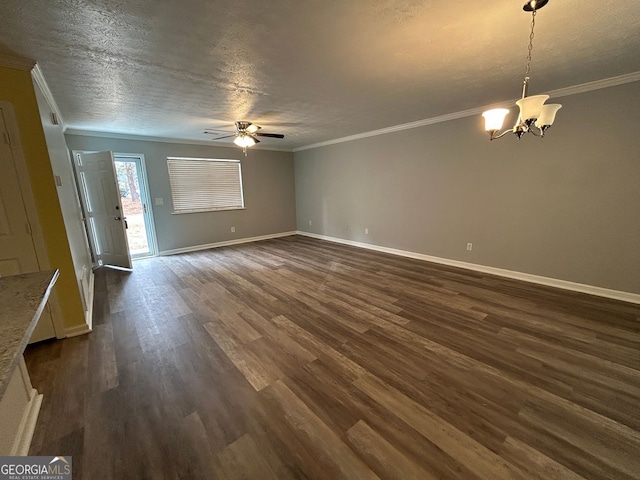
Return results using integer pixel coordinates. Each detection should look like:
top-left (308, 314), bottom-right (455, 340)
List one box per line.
top-left (167, 157), bottom-right (245, 214)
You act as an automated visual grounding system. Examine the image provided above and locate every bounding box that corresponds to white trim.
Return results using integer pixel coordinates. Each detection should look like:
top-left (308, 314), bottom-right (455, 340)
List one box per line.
top-left (64, 322), bottom-right (92, 338)
top-left (48, 291), bottom-right (67, 340)
top-left (159, 231), bottom-right (297, 256)
top-left (66, 267), bottom-right (93, 337)
top-left (10, 360), bottom-right (43, 456)
top-left (31, 64), bottom-right (66, 130)
top-left (84, 270), bottom-right (95, 333)
top-left (295, 107), bottom-right (490, 152)
top-left (64, 129), bottom-right (292, 152)
top-left (294, 71), bottom-right (640, 152)
top-left (296, 231), bottom-right (640, 305)
top-left (65, 72), bottom-right (640, 153)
top-left (547, 71), bottom-right (640, 98)
top-left (0, 53), bottom-right (36, 71)
top-left (11, 388), bottom-right (42, 456)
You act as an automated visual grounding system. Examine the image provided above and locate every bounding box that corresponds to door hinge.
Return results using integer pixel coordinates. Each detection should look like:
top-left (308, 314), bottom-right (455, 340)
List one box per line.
top-left (25, 221), bottom-right (32, 235)
top-left (143, 203), bottom-right (148, 213)
top-left (2, 131), bottom-right (10, 145)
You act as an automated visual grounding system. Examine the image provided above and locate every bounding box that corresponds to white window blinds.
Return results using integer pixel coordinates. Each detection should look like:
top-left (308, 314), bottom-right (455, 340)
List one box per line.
top-left (167, 157), bottom-right (245, 214)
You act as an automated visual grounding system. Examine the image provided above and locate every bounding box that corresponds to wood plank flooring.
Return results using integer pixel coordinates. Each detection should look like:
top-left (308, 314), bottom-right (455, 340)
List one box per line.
top-left (25, 236), bottom-right (640, 479)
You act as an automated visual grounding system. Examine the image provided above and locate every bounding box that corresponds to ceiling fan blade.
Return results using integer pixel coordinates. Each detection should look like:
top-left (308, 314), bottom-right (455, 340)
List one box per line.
top-left (255, 132), bottom-right (284, 139)
top-left (249, 134), bottom-right (260, 144)
top-left (210, 134), bottom-right (236, 141)
top-left (204, 127), bottom-right (235, 134)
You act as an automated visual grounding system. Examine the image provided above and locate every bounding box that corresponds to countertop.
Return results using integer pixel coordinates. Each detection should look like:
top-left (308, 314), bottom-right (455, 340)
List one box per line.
top-left (0, 270), bottom-right (59, 399)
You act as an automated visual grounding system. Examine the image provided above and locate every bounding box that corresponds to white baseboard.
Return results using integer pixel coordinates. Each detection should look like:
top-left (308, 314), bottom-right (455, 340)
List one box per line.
top-left (64, 322), bottom-right (92, 338)
top-left (296, 231), bottom-right (640, 305)
top-left (159, 231), bottom-right (297, 256)
top-left (85, 270), bottom-right (95, 332)
top-left (11, 389), bottom-right (43, 456)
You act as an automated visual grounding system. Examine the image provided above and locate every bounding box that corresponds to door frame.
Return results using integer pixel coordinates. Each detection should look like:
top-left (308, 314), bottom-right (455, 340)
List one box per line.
top-left (70, 150), bottom-right (98, 268)
top-left (71, 150), bottom-right (158, 263)
top-left (113, 153), bottom-right (158, 258)
top-left (1, 100), bottom-right (66, 338)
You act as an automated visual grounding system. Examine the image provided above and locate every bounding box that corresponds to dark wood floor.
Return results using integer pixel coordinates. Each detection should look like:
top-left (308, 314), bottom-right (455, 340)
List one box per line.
top-left (25, 236), bottom-right (640, 479)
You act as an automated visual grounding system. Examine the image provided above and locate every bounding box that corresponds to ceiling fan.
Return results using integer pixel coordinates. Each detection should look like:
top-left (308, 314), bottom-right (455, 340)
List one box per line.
top-left (204, 121), bottom-right (284, 154)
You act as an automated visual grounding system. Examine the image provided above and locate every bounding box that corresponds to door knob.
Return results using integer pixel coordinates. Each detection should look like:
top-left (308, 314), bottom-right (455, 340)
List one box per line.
top-left (115, 216), bottom-right (122, 220)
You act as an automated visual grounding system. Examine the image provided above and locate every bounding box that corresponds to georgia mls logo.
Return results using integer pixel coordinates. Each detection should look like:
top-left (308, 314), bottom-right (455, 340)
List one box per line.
top-left (0, 456), bottom-right (72, 480)
top-left (49, 457), bottom-right (70, 470)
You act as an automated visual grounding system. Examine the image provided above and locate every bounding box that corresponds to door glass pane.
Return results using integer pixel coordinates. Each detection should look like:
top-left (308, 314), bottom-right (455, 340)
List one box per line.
top-left (115, 160), bottom-right (150, 257)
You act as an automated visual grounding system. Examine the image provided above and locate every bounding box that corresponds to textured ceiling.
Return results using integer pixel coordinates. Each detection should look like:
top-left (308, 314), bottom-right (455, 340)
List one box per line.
top-left (1, 0), bottom-right (639, 150)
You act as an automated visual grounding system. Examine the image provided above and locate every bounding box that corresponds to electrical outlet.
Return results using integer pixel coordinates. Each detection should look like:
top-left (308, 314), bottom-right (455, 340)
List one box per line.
top-left (155, 198), bottom-right (164, 205)
top-left (467, 243), bottom-right (473, 251)
top-left (231, 226), bottom-right (236, 233)
top-left (309, 220), bottom-right (312, 226)
top-left (365, 228), bottom-right (369, 235)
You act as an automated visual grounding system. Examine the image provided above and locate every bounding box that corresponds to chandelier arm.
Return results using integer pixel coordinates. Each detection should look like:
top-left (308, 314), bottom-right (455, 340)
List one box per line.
top-left (489, 129), bottom-right (516, 141)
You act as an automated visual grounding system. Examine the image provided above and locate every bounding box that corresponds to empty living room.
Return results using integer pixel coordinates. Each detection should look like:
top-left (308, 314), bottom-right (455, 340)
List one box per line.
top-left (0, 1), bottom-right (638, 479)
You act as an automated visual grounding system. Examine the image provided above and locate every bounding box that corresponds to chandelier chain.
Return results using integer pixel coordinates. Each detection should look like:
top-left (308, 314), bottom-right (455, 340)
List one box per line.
top-left (524, 9), bottom-right (537, 80)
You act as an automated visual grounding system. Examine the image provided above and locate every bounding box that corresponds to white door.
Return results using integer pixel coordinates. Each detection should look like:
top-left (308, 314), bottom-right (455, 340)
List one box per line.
top-left (0, 105), bottom-right (57, 342)
top-left (75, 151), bottom-right (132, 269)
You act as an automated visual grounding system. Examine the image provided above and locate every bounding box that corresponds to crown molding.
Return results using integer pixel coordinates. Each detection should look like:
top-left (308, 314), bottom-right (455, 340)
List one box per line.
top-left (27, 66), bottom-right (640, 154)
top-left (294, 71), bottom-right (640, 152)
top-left (0, 53), bottom-right (36, 71)
top-left (31, 64), bottom-right (66, 129)
top-left (64, 128), bottom-right (293, 152)
top-left (546, 71), bottom-right (640, 98)
top-left (294, 106), bottom-right (489, 152)
top-left (65, 128), bottom-right (227, 146)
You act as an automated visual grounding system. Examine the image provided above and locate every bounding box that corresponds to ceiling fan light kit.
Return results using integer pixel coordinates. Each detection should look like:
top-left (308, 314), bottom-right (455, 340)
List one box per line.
top-left (482, 0), bottom-right (562, 141)
top-left (206, 121), bottom-right (284, 155)
top-left (233, 133), bottom-right (257, 148)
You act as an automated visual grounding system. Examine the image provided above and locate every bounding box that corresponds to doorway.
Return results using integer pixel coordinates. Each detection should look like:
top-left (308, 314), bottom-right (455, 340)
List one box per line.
top-left (113, 155), bottom-right (157, 259)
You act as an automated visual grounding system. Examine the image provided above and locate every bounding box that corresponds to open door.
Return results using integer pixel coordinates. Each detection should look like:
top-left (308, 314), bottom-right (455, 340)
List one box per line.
top-left (75, 151), bottom-right (132, 270)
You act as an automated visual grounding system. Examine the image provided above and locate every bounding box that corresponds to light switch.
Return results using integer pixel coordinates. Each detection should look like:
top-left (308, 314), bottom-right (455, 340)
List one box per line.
top-left (155, 198), bottom-right (164, 205)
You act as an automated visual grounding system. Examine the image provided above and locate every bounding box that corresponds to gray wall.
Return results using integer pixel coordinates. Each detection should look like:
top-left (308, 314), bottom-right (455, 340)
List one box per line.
top-left (34, 84), bottom-right (93, 312)
top-left (65, 135), bottom-right (296, 253)
top-left (294, 81), bottom-right (640, 294)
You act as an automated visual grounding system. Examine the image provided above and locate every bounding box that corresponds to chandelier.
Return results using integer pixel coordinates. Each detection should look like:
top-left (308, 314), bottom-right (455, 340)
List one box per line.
top-left (482, 0), bottom-right (562, 140)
